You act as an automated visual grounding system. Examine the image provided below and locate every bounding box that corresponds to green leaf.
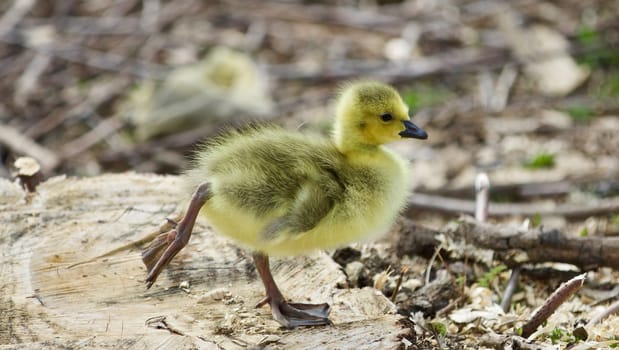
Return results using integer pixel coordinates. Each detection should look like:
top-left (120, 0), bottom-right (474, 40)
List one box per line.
top-left (564, 106), bottom-right (594, 122)
top-left (477, 264), bottom-right (507, 288)
top-left (550, 327), bottom-right (563, 343)
top-left (531, 213), bottom-right (542, 228)
top-left (515, 327), bottom-right (523, 336)
top-left (430, 322), bottom-right (447, 337)
top-left (576, 24), bottom-right (619, 68)
top-left (524, 152), bottom-right (555, 169)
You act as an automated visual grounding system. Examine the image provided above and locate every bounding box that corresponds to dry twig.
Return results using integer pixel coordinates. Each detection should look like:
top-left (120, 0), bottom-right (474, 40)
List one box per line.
top-left (480, 332), bottom-right (556, 350)
top-left (521, 273), bottom-right (586, 338)
top-left (0, 0), bottom-right (36, 38)
top-left (587, 299), bottom-right (619, 328)
top-left (500, 267), bottom-right (521, 313)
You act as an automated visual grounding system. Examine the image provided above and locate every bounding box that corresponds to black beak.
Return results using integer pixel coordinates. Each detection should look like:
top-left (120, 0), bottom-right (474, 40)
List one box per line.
top-left (399, 120), bottom-right (428, 139)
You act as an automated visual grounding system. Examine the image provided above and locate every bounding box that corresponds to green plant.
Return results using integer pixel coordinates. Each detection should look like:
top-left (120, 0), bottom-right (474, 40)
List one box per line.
top-left (524, 152), bottom-right (555, 169)
top-left (547, 327), bottom-right (583, 344)
top-left (531, 213), bottom-right (542, 228)
top-left (576, 25), bottom-right (619, 69)
top-left (430, 321), bottom-right (447, 337)
top-left (402, 84), bottom-right (453, 113)
top-left (549, 327), bottom-right (564, 344)
top-left (564, 106), bottom-right (595, 122)
top-left (515, 327), bottom-right (523, 336)
top-left (477, 264), bottom-right (507, 288)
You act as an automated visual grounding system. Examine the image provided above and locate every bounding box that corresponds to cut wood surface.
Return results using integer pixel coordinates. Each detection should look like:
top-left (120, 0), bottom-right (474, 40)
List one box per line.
top-left (0, 173), bottom-right (407, 349)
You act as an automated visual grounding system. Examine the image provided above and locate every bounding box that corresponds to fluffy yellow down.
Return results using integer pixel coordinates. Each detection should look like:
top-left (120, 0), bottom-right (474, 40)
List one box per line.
top-left (186, 81), bottom-right (424, 256)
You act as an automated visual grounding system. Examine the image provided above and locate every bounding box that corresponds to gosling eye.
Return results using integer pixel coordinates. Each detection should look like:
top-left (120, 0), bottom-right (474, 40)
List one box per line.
top-left (380, 113), bottom-right (393, 122)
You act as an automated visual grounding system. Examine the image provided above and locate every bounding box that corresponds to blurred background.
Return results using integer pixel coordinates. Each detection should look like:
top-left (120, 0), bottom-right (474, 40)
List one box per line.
top-left (0, 0), bottom-right (618, 234)
top-left (2, 2), bottom-right (619, 346)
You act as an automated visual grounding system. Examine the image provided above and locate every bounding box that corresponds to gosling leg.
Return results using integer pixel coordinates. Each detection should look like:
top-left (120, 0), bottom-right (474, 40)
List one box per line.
top-left (252, 252), bottom-right (331, 328)
top-left (142, 183), bottom-right (211, 288)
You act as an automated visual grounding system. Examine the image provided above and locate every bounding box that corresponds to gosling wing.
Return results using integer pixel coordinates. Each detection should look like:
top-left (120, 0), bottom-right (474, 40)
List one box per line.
top-left (259, 166), bottom-right (345, 242)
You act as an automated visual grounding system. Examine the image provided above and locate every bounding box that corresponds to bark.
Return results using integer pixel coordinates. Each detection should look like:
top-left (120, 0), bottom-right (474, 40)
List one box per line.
top-left (397, 216), bottom-right (619, 270)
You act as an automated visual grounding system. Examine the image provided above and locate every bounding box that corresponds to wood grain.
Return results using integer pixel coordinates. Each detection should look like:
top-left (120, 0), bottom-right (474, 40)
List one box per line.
top-left (0, 173), bottom-right (407, 349)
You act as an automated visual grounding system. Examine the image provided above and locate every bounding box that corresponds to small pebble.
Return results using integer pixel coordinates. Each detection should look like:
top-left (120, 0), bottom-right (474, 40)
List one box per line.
top-left (179, 280), bottom-right (190, 292)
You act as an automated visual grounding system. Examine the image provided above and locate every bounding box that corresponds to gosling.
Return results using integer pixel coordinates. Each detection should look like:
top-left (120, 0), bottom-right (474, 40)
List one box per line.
top-left (142, 80), bottom-right (428, 328)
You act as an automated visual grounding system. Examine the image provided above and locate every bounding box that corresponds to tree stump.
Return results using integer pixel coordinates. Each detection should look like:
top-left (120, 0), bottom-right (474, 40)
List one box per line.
top-left (0, 173), bottom-right (407, 349)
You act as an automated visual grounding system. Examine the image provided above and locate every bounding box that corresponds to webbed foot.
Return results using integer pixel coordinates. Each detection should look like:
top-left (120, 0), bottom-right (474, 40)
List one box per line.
top-left (253, 252), bottom-right (332, 328)
top-left (268, 300), bottom-right (331, 328)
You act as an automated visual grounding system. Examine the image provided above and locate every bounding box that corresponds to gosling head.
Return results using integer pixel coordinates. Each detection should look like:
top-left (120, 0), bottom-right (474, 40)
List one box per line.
top-left (333, 81), bottom-right (427, 152)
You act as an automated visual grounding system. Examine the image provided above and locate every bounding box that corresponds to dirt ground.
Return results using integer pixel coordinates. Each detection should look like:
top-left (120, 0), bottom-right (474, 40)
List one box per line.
top-left (1, 1), bottom-right (618, 349)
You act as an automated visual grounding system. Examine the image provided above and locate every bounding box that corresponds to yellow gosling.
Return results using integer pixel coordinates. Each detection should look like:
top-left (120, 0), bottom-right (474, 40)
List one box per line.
top-left (142, 80), bottom-right (428, 328)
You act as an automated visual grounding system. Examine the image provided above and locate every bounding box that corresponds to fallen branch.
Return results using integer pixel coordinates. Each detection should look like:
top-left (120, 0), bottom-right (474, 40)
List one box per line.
top-left (397, 216), bottom-right (619, 270)
top-left (266, 34), bottom-right (619, 83)
top-left (407, 192), bottom-right (619, 219)
top-left (417, 176), bottom-right (619, 200)
top-left (266, 47), bottom-right (509, 82)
